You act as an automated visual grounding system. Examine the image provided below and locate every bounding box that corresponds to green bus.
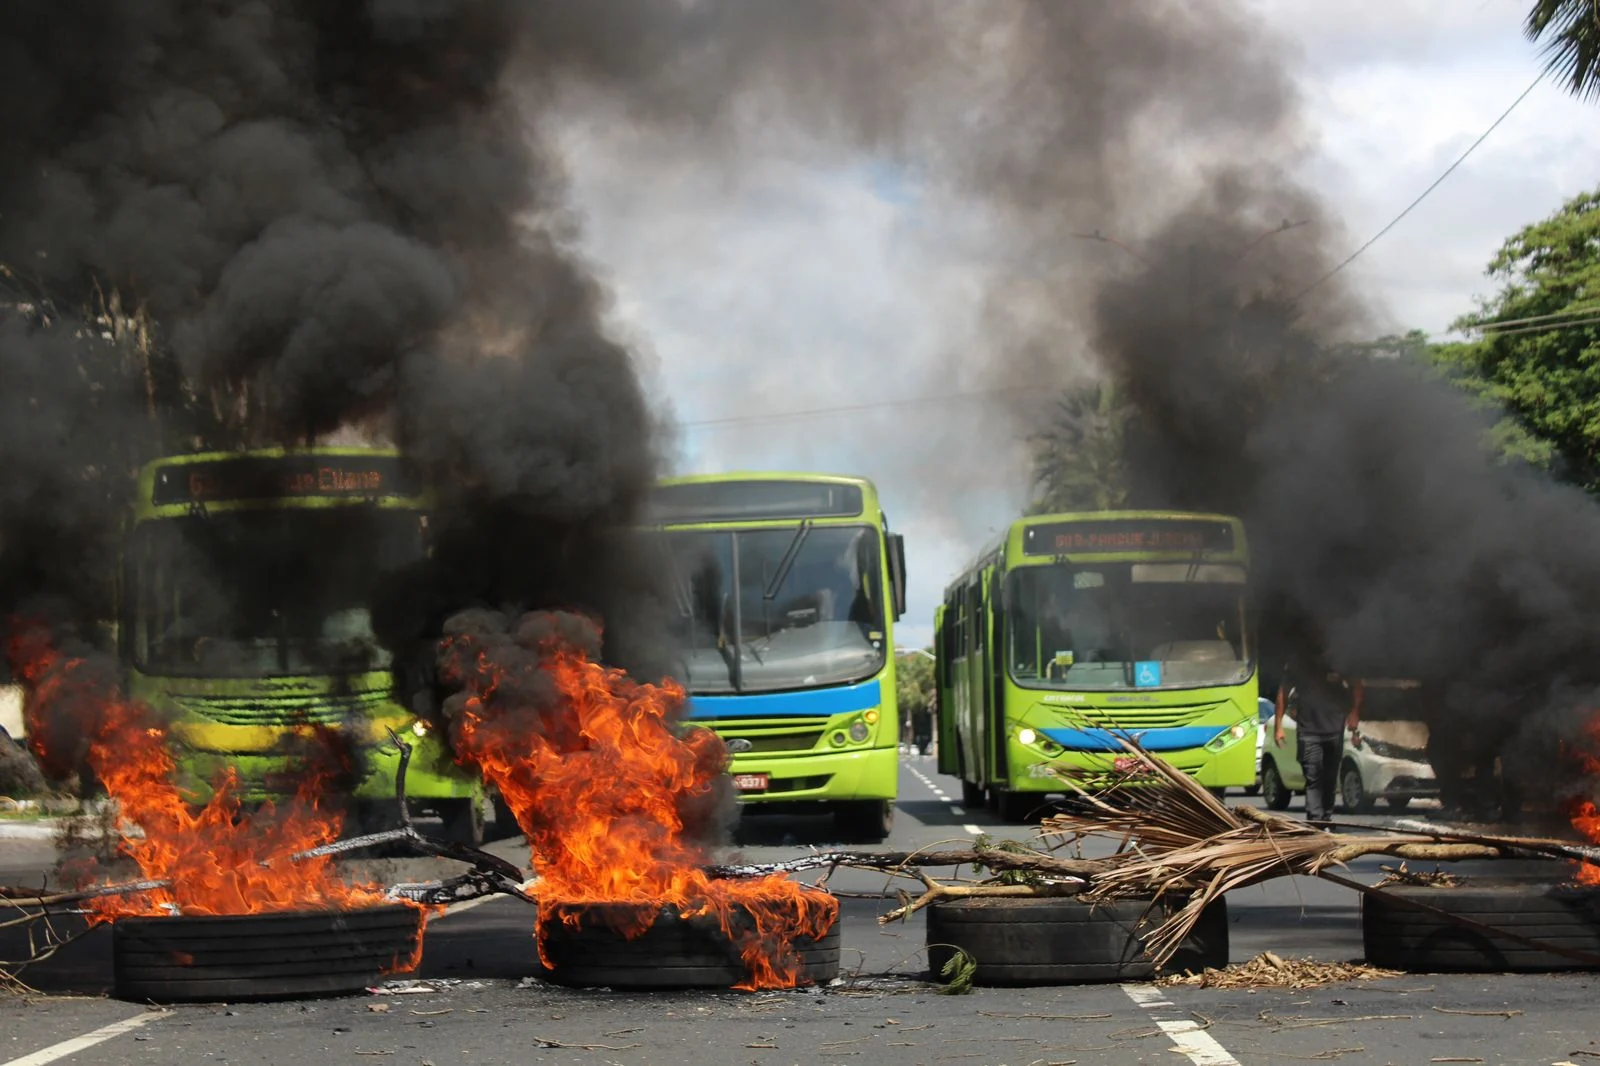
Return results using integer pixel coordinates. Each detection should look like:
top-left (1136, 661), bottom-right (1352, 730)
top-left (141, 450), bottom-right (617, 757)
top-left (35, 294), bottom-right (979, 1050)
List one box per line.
top-left (646, 472), bottom-right (908, 842)
top-left (934, 510), bottom-right (1257, 820)
top-left (118, 447), bottom-right (489, 842)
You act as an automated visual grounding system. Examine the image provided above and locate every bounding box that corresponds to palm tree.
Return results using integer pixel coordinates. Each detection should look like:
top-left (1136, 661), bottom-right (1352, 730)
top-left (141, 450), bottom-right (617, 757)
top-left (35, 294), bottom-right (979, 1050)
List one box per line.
top-left (1027, 380), bottom-right (1131, 515)
top-left (1527, 0), bottom-right (1600, 100)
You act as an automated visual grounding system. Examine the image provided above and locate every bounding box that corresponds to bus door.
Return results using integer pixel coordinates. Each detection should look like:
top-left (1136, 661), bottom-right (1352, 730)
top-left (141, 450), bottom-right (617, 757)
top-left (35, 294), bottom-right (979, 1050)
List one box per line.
top-left (986, 568), bottom-right (1009, 784)
top-left (934, 604), bottom-right (958, 777)
top-left (965, 575), bottom-right (989, 786)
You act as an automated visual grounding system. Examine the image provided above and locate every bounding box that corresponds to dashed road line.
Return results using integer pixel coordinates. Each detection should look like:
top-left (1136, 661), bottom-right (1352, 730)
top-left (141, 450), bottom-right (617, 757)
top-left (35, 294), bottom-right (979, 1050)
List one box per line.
top-left (1, 1011), bottom-right (167, 1066)
top-left (907, 764), bottom-right (986, 838)
top-left (1122, 984), bottom-right (1241, 1066)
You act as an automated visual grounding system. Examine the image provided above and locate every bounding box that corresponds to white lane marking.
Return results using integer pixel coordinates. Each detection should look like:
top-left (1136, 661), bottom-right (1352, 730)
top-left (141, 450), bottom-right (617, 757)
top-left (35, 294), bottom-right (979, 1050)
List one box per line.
top-left (2, 1011), bottom-right (166, 1066)
top-left (1122, 984), bottom-right (1241, 1066)
top-left (907, 764), bottom-right (980, 834)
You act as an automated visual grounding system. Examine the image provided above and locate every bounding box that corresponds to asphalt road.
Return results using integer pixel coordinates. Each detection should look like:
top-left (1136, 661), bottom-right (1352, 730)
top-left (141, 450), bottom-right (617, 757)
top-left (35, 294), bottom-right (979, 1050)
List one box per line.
top-left (3, 759), bottom-right (1598, 1066)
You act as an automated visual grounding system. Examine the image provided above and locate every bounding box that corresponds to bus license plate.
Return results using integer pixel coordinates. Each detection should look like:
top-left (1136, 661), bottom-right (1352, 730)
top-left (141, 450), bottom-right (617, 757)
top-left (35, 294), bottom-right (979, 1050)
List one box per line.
top-left (732, 773), bottom-right (769, 792)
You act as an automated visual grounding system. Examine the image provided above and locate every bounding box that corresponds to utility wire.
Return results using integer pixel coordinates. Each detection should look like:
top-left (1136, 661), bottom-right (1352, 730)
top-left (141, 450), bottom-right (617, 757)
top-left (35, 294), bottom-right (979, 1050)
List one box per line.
top-left (1294, 74), bottom-right (1542, 302)
top-left (1469, 312), bottom-right (1600, 339)
top-left (683, 385), bottom-right (1034, 430)
top-left (1468, 303), bottom-right (1600, 331)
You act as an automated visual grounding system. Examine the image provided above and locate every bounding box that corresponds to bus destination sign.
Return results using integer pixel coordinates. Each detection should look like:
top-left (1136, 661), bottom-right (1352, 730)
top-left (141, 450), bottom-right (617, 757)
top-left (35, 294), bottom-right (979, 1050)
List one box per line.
top-left (151, 455), bottom-right (424, 506)
top-left (1022, 518), bottom-right (1234, 556)
top-left (647, 479), bottom-right (864, 524)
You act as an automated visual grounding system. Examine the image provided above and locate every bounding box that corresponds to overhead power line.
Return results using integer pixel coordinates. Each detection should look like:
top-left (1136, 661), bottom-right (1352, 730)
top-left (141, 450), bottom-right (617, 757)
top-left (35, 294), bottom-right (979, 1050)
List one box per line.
top-left (1468, 304), bottom-right (1600, 331)
top-left (1295, 74), bottom-right (1542, 302)
top-left (683, 385), bottom-right (1034, 430)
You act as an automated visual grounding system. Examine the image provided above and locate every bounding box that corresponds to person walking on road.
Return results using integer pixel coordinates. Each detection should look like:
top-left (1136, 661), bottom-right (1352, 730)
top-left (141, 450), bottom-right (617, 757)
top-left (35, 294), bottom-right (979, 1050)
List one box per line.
top-left (1274, 652), bottom-right (1362, 828)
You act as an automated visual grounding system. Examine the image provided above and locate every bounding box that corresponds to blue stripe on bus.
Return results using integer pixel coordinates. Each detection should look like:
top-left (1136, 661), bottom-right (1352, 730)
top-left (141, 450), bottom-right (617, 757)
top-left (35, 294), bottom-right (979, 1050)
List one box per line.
top-left (1039, 725), bottom-right (1226, 753)
top-left (686, 679), bottom-right (882, 720)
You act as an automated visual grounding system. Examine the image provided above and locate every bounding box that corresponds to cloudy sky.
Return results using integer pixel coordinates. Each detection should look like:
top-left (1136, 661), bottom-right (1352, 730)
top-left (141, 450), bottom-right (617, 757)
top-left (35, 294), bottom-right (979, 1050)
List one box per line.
top-left (555, 0), bottom-right (1600, 649)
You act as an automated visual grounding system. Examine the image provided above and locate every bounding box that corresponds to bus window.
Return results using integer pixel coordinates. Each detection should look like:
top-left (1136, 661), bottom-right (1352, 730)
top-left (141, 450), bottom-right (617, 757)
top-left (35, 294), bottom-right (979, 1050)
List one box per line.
top-left (1005, 563), bottom-right (1249, 691)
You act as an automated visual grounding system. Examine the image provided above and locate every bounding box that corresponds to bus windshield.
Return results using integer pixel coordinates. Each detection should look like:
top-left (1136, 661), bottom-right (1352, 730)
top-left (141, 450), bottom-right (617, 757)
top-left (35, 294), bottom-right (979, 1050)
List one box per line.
top-left (1006, 562), bottom-right (1250, 691)
top-left (660, 525), bottom-right (886, 694)
top-left (129, 507), bottom-right (425, 678)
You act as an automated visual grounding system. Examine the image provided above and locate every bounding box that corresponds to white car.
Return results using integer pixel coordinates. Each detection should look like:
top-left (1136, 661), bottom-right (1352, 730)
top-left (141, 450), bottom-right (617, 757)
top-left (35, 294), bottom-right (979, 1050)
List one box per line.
top-left (1257, 679), bottom-right (1436, 814)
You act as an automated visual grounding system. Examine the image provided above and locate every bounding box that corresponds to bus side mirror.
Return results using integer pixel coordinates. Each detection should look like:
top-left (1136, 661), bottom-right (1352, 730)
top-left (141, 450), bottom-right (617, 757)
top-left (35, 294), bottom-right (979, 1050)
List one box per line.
top-left (887, 532), bottom-right (907, 621)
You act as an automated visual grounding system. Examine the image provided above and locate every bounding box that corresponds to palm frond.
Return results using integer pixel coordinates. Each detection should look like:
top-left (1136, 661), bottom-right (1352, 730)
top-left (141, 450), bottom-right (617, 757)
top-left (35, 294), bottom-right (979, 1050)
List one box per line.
top-left (1527, 0), bottom-right (1600, 101)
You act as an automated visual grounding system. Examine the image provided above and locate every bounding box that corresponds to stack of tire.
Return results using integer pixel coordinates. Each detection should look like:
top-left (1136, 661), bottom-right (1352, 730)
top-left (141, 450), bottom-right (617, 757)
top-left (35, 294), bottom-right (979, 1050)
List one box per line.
top-left (1363, 876), bottom-right (1600, 973)
top-left (927, 894), bottom-right (1228, 986)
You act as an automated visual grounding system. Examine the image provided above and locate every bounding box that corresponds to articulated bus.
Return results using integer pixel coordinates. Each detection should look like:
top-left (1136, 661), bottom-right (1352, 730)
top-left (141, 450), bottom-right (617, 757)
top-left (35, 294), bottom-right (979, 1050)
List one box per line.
top-left (935, 511), bottom-right (1257, 821)
top-left (645, 473), bottom-right (908, 842)
top-left (119, 447), bottom-right (488, 841)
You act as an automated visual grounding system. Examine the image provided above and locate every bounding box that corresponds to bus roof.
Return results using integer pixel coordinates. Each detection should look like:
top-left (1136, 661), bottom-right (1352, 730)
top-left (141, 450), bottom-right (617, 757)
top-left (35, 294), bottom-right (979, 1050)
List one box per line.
top-left (647, 471), bottom-right (883, 526)
top-left (133, 446), bottom-right (429, 520)
top-left (946, 509), bottom-right (1247, 592)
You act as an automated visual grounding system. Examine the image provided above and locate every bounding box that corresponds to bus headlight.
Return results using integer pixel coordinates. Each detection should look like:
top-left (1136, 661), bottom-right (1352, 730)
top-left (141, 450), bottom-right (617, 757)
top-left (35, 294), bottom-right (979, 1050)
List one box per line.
top-left (863, 709), bottom-right (879, 724)
top-left (410, 720), bottom-right (431, 737)
top-left (1017, 727), bottom-right (1038, 746)
top-left (1205, 722), bottom-right (1250, 751)
top-left (848, 720), bottom-right (870, 743)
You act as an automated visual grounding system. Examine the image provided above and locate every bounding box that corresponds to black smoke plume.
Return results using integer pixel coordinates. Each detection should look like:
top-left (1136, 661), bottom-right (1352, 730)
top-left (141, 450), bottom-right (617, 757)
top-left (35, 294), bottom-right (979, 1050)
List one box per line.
top-left (5, 0), bottom-right (1597, 821)
top-left (0, 2), bottom-right (672, 695)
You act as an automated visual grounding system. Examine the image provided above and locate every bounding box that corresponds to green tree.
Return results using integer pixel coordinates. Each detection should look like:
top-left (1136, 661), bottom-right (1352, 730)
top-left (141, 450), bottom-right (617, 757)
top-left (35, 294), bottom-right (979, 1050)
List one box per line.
top-left (895, 649), bottom-right (935, 725)
top-left (1431, 187), bottom-right (1600, 489)
top-left (1027, 380), bottom-right (1131, 514)
top-left (1527, 0), bottom-right (1600, 100)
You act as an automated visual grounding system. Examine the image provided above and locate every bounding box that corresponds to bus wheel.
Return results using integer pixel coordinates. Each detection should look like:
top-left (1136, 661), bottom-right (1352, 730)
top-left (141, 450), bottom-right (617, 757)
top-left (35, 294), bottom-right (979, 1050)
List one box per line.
top-left (960, 779), bottom-right (986, 807)
top-left (488, 793), bottom-right (521, 842)
top-left (835, 799), bottom-right (894, 844)
top-left (439, 797), bottom-right (486, 847)
top-left (994, 789), bottom-right (1037, 823)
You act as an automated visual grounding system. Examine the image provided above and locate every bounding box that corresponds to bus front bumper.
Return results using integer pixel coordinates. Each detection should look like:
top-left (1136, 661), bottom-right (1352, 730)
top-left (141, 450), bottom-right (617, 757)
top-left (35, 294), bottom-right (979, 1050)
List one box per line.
top-left (727, 745), bottom-right (898, 805)
top-left (1005, 723), bottom-right (1258, 791)
top-left (169, 721), bottom-right (480, 805)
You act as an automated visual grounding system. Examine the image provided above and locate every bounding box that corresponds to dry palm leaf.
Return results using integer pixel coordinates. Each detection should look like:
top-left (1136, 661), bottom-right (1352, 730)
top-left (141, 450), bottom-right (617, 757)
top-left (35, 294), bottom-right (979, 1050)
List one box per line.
top-left (1157, 950), bottom-right (1402, 989)
top-left (1036, 737), bottom-right (1597, 964)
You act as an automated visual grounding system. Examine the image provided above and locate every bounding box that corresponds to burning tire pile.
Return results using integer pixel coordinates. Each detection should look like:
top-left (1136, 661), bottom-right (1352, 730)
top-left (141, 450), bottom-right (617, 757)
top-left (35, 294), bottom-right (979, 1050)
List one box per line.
top-left (1363, 875), bottom-right (1600, 974)
top-left (536, 899), bottom-right (840, 990)
top-left (112, 905), bottom-right (423, 1003)
top-left (927, 895), bottom-right (1229, 987)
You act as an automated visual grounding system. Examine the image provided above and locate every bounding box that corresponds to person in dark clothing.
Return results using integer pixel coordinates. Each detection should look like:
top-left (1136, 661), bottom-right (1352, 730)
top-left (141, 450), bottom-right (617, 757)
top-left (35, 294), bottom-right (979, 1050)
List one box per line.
top-left (910, 702), bottom-right (934, 757)
top-left (1274, 654), bottom-right (1362, 827)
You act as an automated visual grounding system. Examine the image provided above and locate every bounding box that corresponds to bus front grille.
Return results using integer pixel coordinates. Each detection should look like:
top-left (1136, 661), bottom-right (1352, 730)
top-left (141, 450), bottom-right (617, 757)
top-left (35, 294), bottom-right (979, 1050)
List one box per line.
top-left (174, 694), bottom-right (389, 727)
top-left (1054, 704), bottom-right (1220, 730)
top-left (708, 720), bottom-right (827, 754)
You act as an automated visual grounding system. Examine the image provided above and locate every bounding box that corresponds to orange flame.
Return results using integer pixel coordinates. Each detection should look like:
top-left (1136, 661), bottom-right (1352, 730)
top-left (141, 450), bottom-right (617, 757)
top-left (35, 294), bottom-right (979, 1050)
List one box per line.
top-left (440, 620), bottom-right (838, 990)
top-left (9, 624), bottom-right (419, 956)
top-left (1563, 710), bottom-right (1600, 886)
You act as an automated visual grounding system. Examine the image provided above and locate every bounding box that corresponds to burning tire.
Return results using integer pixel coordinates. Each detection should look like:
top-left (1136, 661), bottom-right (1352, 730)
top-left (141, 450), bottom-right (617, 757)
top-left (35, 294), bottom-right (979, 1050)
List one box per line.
top-left (536, 900), bottom-right (840, 989)
top-left (112, 904), bottom-right (423, 1003)
top-left (1363, 880), bottom-right (1600, 973)
top-left (927, 894), bottom-right (1228, 986)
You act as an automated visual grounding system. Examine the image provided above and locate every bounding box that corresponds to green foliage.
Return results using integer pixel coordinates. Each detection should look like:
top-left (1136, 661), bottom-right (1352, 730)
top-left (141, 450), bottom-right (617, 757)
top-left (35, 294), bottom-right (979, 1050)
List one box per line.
top-left (1527, 0), bottom-right (1600, 101)
top-left (1430, 187), bottom-right (1600, 490)
top-left (895, 648), bottom-right (935, 719)
top-left (937, 946), bottom-right (977, 994)
top-left (1027, 380), bottom-right (1131, 515)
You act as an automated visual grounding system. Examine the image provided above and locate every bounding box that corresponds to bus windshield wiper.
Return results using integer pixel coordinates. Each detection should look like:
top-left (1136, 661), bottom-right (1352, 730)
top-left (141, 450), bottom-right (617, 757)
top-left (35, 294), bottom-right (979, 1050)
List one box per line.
top-left (763, 520), bottom-right (813, 600)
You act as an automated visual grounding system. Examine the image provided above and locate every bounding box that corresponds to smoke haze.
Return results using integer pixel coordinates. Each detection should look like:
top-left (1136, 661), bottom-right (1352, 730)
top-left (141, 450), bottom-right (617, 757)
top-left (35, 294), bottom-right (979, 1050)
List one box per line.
top-left (3, 0), bottom-right (1598, 802)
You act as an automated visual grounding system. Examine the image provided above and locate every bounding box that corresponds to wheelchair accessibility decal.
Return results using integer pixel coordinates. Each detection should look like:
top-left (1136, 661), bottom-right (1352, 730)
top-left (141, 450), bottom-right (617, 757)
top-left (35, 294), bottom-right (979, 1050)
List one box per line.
top-left (1134, 661), bottom-right (1162, 688)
